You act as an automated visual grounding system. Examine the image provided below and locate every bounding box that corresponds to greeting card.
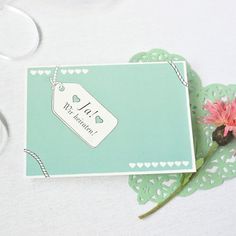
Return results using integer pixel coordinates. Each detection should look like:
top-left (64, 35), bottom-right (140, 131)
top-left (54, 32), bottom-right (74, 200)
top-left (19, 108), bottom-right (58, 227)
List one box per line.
top-left (25, 62), bottom-right (195, 177)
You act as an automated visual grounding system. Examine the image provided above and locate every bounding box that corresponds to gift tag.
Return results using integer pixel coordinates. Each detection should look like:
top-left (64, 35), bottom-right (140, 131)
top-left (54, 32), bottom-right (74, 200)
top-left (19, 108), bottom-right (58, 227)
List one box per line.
top-left (52, 83), bottom-right (118, 147)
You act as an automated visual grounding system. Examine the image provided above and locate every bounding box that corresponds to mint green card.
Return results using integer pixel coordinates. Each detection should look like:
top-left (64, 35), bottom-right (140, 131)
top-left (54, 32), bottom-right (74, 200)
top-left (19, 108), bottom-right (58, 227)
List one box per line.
top-left (26, 62), bottom-right (195, 177)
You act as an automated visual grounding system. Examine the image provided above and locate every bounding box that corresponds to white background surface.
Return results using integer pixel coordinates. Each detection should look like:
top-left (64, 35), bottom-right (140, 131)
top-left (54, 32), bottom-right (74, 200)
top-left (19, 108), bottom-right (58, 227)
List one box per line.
top-left (0, 0), bottom-right (236, 235)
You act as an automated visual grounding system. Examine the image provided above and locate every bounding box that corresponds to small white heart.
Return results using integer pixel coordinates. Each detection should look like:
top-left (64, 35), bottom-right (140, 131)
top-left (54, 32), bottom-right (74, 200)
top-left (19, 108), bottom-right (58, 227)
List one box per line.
top-left (61, 69), bottom-right (67, 74)
top-left (160, 162), bottom-right (166, 167)
top-left (167, 162), bottom-right (174, 167)
top-left (45, 70), bottom-right (51, 75)
top-left (144, 162), bottom-right (151, 168)
top-left (129, 163), bottom-right (136, 168)
top-left (38, 70), bottom-right (43, 75)
top-left (151, 162), bottom-right (158, 167)
top-left (75, 69), bottom-right (81, 74)
top-left (82, 69), bottom-right (89, 74)
top-left (68, 69), bottom-right (74, 74)
top-left (137, 162), bottom-right (143, 168)
top-left (182, 161), bottom-right (189, 166)
top-left (30, 70), bottom-right (37, 75)
top-left (175, 161), bottom-right (181, 166)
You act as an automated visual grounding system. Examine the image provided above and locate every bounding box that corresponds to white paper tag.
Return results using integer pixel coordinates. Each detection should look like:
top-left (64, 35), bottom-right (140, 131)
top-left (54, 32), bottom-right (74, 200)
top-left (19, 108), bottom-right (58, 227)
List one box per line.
top-left (52, 83), bottom-right (118, 147)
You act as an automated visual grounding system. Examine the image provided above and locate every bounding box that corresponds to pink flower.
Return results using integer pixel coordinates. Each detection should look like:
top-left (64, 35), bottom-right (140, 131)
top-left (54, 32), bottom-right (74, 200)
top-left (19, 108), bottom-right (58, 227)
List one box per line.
top-left (203, 98), bottom-right (236, 137)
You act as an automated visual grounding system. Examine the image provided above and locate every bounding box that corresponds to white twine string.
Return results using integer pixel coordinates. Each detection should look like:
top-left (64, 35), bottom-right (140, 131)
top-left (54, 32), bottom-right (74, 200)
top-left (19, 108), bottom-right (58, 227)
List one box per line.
top-left (50, 66), bottom-right (59, 87)
top-left (24, 149), bottom-right (50, 178)
top-left (0, 4), bottom-right (40, 60)
top-left (50, 66), bottom-right (65, 91)
top-left (168, 60), bottom-right (188, 87)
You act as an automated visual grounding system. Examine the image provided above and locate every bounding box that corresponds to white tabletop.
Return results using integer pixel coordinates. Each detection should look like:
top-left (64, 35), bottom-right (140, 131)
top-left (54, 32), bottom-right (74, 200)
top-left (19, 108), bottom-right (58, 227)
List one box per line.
top-left (0, 0), bottom-right (236, 235)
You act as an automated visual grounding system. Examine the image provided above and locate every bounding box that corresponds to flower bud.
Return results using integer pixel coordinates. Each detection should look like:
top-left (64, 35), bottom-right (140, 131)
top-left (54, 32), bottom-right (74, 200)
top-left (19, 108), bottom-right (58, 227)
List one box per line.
top-left (212, 125), bottom-right (234, 146)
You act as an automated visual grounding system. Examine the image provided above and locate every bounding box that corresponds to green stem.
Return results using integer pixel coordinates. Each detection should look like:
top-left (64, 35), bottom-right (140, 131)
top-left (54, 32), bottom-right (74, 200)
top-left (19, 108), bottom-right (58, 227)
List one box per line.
top-left (138, 141), bottom-right (219, 220)
top-left (188, 141), bottom-right (218, 182)
top-left (138, 175), bottom-right (185, 219)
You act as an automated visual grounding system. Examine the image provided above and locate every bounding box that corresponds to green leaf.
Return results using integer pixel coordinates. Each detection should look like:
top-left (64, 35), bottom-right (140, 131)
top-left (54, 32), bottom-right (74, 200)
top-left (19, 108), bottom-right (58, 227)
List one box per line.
top-left (182, 173), bottom-right (193, 186)
top-left (196, 158), bottom-right (204, 170)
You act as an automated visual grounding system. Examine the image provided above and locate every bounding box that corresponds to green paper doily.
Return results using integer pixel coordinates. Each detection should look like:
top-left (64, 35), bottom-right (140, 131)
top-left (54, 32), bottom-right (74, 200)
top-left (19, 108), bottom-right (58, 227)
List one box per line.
top-left (129, 49), bottom-right (236, 204)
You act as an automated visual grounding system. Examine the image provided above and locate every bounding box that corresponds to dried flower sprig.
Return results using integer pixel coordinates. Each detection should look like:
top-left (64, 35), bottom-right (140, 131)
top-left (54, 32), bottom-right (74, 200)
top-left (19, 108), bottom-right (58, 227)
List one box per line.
top-left (139, 98), bottom-right (236, 219)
